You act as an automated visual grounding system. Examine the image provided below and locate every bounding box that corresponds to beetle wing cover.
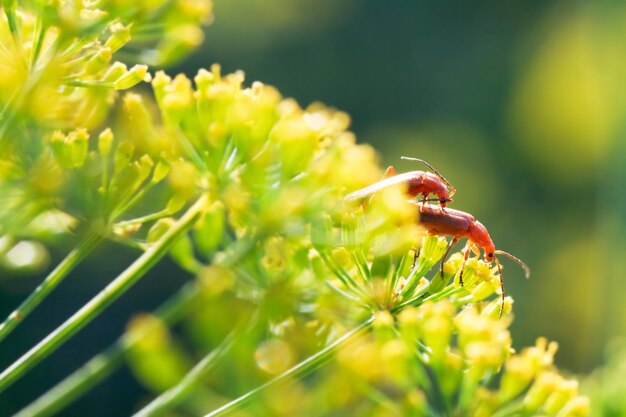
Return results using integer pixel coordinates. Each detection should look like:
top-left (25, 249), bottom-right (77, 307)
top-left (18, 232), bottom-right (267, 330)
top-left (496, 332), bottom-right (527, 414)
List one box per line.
top-left (344, 171), bottom-right (424, 201)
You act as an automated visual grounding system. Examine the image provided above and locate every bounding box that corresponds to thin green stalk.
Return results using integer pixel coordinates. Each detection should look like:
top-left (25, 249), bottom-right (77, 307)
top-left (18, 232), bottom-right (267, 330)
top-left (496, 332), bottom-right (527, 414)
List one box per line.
top-left (16, 236), bottom-right (255, 417)
top-left (389, 254), bottom-right (408, 295)
top-left (491, 400), bottom-right (526, 417)
top-left (110, 180), bottom-right (155, 220)
top-left (175, 128), bottom-right (208, 172)
top-left (203, 317), bottom-right (374, 417)
top-left (115, 209), bottom-right (170, 228)
top-left (317, 250), bottom-right (365, 297)
top-left (0, 231), bottom-right (103, 343)
top-left (0, 194), bottom-right (208, 393)
top-left (356, 380), bottom-right (402, 414)
top-left (14, 282), bottom-right (201, 417)
top-left (133, 314), bottom-right (258, 417)
top-left (4, 6), bottom-right (20, 39)
top-left (30, 15), bottom-right (48, 70)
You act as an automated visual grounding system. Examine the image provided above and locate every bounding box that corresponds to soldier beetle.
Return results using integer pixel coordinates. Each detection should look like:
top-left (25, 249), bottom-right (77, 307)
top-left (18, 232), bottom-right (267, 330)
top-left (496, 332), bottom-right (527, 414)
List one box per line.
top-left (416, 202), bottom-right (530, 316)
top-left (345, 157), bottom-right (456, 208)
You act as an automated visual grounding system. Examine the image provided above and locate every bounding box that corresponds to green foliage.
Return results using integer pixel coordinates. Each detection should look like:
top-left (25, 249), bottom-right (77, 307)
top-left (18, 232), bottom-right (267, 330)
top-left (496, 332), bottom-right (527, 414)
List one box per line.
top-left (0, 2), bottom-right (590, 416)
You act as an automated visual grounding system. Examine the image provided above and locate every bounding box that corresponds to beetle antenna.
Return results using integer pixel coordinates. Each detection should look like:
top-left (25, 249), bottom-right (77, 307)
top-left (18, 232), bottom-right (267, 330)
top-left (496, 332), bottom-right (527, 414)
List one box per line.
top-left (412, 198), bottom-right (452, 204)
top-left (494, 250), bottom-right (530, 279)
top-left (400, 156), bottom-right (456, 197)
top-left (495, 258), bottom-right (505, 318)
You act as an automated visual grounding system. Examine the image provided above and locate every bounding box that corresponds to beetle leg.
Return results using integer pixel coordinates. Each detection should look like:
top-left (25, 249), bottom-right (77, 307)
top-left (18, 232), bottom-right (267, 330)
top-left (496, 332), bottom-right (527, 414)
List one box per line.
top-left (412, 244), bottom-right (422, 269)
top-left (458, 242), bottom-right (473, 287)
top-left (439, 237), bottom-right (460, 279)
top-left (367, 166), bottom-right (397, 206)
top-left (383, 165), bottom-right (396, 178)
top-left (495, 257), bottom-right (505, 318)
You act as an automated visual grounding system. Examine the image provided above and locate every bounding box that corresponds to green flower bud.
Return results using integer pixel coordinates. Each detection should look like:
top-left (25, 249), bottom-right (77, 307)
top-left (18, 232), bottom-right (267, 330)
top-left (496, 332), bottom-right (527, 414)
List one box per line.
top-left (194, 67), bottom-right (219, 91)
top-left (168, 160), bottom-right (197, 200)
top-left (49, 131), bottom-right (70, 167)
top-left (497, 356), bottom-right (535, 404)
top-left (556, 396), bottom-right (590, 417)
top-left (85, 47), bottom-right (112, 74)
top-left (482, 296), bottom-right (514, 320)
top-left (470, 278), bottom-right (499, 302)
top-left (544, 379), bottom-right (578, 415)
top-left (98, 128), bottom-right (114, 157)
top-left (147, 218), bottom-right (174, 244)
top-left (102, 62), bottom-right (128, 83)
top-left (269, 115), bottom-right (318, 178)
top-left (198, 264), bottom-right (235, 297)
top-left (114, 65), bottom-right (151, 90)
top-left (193, 201), bottom-right (225, 256)
top-left (165, 195), bottom-right (186, 215)
top-left (114, 141), bottom-right (134, 174)
top-left (137, 155), bottom-right (154, 181)
top-left (160, 74), bottom-right (194, 124)
top-left (105, 22), bottom-right (131, 53)
top-left (122, 93), bottom-right (155, 149)
top-left (523, 371), bottom-right (562, 412)
top-left (67, 128), bottom-right (89, 168)
top-left (156, 26), bottom-right (204, 66)
top-left (112, 161), bottom-right (145, 195)
top-left (151, 161), bottom-right (170, 184)
top-left (169, 232), bottom-right (200, 273)
top-left (152, 71), bottom-right (171, 104)
top-left (206, 121), bottom-right (228, 149)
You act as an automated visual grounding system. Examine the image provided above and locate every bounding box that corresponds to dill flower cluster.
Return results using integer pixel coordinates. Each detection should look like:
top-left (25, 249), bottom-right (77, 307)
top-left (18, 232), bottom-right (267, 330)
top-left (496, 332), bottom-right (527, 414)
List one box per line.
top-left (0, 0), bottom-right (212, 270)
top-left (0, 2), bottom-right (591, 417)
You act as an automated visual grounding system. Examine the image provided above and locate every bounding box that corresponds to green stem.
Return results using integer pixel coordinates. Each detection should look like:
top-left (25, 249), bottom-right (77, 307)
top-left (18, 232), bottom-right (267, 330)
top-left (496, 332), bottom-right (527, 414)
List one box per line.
top-left (115, 208), bottom-right (170, 228)
top-left (16, 236), bottom-right (254, 417)
top-left (0, 231), bottom-right (103, 343)
top-left (356, 380), bottom-right (402, 414)
top-left (317, 250), bottom-right (365, 297)
top-left (4, 6), bottom-right (20, 38)
top-left (133, 314), bottom-right (258, 417)
top-left (0, 194), bottom-right (208, 393)
top-left (111, 180), bottom-right (155, 221)
top-left (491, 400), bottom-right (525, 417)
top-left (203, 317), bottom-right (374, 417)
top-left (14, 282), bottom-right (201, 417)
top-left (30, 15), bottom-right (47, 70)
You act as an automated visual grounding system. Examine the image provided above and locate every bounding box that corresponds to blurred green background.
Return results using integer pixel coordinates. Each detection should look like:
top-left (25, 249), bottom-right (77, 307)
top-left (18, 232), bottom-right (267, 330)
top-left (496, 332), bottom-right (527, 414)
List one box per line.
top-left (2, 0), bottom-right (626, 415)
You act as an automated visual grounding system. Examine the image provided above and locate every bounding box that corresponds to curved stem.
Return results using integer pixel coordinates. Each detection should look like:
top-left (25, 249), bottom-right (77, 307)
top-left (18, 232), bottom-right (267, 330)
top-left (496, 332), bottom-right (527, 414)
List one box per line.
top-left (14, 281), bottom-right (201, 417)
top-left (204, 317), bottom-right (374, 417)
top-left (15, 235), bottom-right (255, 417)
top-left (0, 194), bottom-right (208, 393)
top-left (133, 314), bottom-right (259, 417)
top-left (0, 231), bottom-right (103, 343)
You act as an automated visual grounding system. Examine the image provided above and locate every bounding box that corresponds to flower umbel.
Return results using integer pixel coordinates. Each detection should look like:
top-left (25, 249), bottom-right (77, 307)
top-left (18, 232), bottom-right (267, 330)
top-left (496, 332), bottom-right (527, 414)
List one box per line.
top-left (0, 3), bottom-right (589, 417)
